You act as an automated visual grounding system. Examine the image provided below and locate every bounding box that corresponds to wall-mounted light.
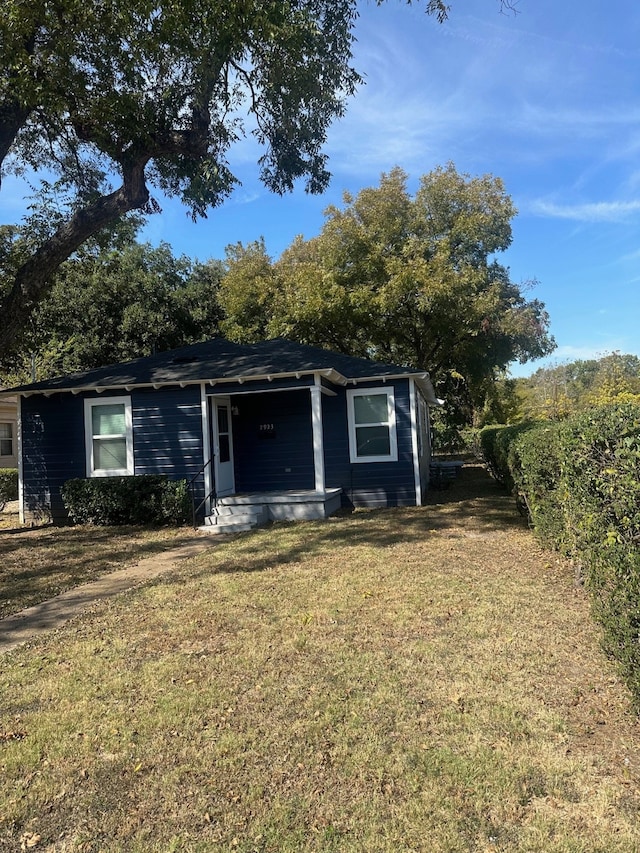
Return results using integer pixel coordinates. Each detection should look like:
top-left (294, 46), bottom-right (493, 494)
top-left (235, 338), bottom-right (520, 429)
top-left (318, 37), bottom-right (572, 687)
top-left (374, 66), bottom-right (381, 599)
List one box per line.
top-left (231, 406), bottom-right (240, 416)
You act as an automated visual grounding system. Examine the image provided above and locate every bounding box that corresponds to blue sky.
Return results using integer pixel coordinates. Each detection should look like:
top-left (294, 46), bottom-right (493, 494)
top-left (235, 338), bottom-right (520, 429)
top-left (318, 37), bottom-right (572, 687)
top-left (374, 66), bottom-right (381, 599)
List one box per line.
top-left (3, 0), bottom-right (640, 376)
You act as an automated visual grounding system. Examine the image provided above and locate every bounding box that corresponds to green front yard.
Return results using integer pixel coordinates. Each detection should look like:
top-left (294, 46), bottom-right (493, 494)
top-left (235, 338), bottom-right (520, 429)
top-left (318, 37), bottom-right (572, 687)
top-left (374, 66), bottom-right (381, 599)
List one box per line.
top-left (1, 469), bottom-right (639, 851)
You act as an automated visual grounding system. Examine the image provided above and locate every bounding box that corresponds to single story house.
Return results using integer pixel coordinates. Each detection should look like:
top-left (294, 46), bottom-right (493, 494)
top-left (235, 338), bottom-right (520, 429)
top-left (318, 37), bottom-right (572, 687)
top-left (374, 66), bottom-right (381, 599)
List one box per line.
top-left (1, 338), bottom-right (441, 529)
top-left (0, 394), bottom-right (18, 470)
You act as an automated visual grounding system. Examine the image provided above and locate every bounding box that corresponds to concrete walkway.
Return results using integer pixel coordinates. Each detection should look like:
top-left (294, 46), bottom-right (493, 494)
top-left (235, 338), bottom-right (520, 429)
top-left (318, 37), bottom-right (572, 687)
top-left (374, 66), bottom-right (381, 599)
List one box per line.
top-left (0, 536), bottom-right (212, 654)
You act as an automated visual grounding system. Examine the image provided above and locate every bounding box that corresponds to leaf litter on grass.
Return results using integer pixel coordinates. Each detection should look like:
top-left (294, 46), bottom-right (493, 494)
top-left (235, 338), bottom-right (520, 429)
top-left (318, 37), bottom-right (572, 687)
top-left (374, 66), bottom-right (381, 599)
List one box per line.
top-left (1, 464), bottom-right (640, 851)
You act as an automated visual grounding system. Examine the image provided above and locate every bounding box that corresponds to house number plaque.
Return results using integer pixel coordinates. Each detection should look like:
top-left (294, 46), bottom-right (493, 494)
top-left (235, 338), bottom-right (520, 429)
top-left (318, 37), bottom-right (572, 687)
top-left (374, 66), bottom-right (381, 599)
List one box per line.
top-left (258, 423), bottom-right (276, 439)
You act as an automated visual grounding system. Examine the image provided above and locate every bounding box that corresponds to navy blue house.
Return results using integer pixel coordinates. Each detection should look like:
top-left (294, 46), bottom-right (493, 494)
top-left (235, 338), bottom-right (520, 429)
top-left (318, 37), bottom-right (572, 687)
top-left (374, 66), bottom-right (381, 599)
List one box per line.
top-left (2, 338), bottom-right (441, 529)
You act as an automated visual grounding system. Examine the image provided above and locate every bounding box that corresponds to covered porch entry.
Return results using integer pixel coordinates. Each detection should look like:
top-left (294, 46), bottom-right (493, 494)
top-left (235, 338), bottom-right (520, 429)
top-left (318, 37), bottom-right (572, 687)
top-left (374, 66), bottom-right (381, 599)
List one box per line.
top-left (200, 380), bottom-right (341, 532)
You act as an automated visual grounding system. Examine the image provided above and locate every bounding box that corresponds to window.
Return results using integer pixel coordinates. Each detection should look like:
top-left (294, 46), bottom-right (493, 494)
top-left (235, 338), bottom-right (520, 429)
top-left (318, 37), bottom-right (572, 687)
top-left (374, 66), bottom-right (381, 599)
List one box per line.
top-left (0, 423), bottom-right (13, 457)
top-left (347, 388), bottom-right (398, 463)
top-left (84, 397), bottom-right (133, 476)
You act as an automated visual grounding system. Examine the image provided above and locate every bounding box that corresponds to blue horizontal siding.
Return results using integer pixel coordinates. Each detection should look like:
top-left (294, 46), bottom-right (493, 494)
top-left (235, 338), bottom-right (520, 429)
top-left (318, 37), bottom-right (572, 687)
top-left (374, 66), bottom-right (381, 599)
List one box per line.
top-left (322, 379), bottom-right (417, 508)
top-left (21, 386), bottom-right (206, 523)
top-left (131, 387), bottom-right (205, 508)
top-left (19, 376), bottom-right (420, 521)
top-left (21, 394), bottom-right (85, 522)
top-left (232, 390), bottom-right (314, 492)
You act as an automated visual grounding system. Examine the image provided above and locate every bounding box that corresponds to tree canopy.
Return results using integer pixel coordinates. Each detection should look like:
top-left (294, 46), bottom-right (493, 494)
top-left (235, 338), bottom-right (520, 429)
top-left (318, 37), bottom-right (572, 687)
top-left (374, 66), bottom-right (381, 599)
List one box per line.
top-left (517, 353), bottom-right (640, 421)
top-left (0, 0), bottom-right (477, 359)
top-left (2, 238), bottom-right (224, 385)
top-left (219, 164), bottom-right (555, 422)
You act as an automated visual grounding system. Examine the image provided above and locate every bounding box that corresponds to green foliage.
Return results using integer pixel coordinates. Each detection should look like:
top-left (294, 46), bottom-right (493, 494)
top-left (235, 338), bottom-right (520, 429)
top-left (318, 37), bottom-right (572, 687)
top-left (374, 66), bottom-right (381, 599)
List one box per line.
top-left (61, 476), bottom-right (190, 526)
top-left (220, 165), bottom-right (555, 430)
top-left (494, 403), bottom-right (640, 709)
top-left (478, 422), bottom-right (540, 491)
top-left (0, 467), bottom-right (18, 509)
top-left (1, 0), bottom-right (393, 355)
top-left (518, 352), bottom-right (640, 421)
top-left (2, 240), bottom-right (224, 382)
top-left (509, 423), bottom-right (566, 548)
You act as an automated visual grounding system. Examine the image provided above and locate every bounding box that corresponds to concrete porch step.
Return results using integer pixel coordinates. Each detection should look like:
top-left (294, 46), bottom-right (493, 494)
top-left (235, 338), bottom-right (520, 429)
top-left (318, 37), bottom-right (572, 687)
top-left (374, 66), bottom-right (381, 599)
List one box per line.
top-left (198, 521), bottom-right (256, 535)
top-left (200, 502), bottom-right (269, 534)
top-left (198, 488), bottom-right (343, 534)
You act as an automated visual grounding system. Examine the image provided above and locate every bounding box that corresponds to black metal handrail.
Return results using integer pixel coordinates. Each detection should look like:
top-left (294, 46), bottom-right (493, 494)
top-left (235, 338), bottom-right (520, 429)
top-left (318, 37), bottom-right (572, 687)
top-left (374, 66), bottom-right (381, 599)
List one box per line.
top-left (187, 457), bottom-right (216, 529)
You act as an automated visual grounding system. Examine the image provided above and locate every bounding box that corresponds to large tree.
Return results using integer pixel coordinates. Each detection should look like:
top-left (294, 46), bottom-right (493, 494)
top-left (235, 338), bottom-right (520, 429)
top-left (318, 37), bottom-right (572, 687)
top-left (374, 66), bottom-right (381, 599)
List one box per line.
top-left (219, 164), bottom-right (555, 420)
top-left (2, 239), bottom-right (224, 384)
top-left (0, 0), bottom-right (467, 358)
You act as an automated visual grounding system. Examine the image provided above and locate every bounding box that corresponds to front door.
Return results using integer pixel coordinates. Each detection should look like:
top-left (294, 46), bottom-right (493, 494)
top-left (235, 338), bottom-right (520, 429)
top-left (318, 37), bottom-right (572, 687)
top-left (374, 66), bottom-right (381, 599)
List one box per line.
top-left (212, 396), bottom-right (235, 497)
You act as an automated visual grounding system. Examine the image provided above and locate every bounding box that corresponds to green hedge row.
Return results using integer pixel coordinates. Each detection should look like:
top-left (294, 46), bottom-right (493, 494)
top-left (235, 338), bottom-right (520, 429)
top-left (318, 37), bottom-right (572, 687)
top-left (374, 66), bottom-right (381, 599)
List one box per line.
top-left (478, 422), bottom-right (540, 492)
top-left (480, 404), bottom-right (640, 708)
top-left (61, 475), bottom-right (191, 526)
top-left (0, 468), bottom-right (18, 508)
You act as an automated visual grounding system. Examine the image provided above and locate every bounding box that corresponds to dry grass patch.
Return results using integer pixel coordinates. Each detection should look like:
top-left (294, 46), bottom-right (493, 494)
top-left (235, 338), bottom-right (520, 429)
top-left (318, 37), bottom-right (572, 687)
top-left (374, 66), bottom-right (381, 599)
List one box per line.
top-left (0, 520), bottom-right (199, 619)
top-left (1, 467), bottom-right (640, 851)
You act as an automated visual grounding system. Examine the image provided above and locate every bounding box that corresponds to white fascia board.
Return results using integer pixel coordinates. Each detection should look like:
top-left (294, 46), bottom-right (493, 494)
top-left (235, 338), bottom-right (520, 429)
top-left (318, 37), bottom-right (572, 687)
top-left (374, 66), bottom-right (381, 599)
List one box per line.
top-left (346, 371), bottom-right (442, 406)
top-left (7, 367), bottom-right (441, 399)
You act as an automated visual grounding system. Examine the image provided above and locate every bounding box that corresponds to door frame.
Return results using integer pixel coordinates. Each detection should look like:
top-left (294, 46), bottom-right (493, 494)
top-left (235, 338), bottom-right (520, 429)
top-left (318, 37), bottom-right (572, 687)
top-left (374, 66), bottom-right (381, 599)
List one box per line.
top-left (211, 395), bottom-right (235, 498)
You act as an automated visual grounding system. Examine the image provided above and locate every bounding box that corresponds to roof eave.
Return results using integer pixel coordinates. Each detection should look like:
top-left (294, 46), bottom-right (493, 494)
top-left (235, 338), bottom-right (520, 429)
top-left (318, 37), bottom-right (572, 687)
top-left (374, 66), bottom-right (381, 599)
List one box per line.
top-left (5, 367), bottom-right (442, 401)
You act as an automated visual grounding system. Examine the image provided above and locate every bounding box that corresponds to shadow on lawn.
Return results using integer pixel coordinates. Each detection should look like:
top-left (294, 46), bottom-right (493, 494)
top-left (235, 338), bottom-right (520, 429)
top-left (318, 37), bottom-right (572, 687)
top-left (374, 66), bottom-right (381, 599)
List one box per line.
top-left (0, 525), bottom-right (198, 618)
top-left (178, 462), bottom-right (528, 581)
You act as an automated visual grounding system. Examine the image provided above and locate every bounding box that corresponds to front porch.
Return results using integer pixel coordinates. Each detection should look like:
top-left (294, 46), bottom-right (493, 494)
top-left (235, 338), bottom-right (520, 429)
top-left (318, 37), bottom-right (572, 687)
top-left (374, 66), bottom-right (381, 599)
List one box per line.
top-left (200, 487), bottom-right (343, 534)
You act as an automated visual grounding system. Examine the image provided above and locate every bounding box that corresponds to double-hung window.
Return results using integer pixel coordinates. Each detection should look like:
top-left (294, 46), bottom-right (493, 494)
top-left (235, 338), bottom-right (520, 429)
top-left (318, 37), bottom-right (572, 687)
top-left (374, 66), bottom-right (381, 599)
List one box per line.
top-left (84, 397), bottom-right (133, 476)
top-left (347, 387), bottom-right (398, 463)
top-left (0, 423), bottom-right (13, 458)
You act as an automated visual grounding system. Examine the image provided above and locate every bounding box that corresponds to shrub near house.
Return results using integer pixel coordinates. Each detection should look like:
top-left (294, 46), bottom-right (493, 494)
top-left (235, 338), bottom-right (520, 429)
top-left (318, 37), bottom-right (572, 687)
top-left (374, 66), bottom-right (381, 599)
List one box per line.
top-left (0, 468), bottom-right (18, 509)
top-left (61, 475), bottom-right (190, 526)
top-left (480, 403), bottom-right (640, 709)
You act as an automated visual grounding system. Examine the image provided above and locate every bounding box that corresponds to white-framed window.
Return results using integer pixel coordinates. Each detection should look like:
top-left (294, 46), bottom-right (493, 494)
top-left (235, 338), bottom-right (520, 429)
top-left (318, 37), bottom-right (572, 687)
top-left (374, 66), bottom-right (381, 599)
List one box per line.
top-left (347, 387), bottom-right (398, 463)
top-left (0, 422), bottom-right (13, 457)
top-left (84, 397), bottom-right (134, 477)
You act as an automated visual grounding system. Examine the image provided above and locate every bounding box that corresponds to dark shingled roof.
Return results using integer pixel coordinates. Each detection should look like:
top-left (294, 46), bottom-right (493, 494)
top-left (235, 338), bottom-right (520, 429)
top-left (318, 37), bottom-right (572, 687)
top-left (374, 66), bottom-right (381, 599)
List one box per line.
top-left (2, 337), bottom-right (439, 403)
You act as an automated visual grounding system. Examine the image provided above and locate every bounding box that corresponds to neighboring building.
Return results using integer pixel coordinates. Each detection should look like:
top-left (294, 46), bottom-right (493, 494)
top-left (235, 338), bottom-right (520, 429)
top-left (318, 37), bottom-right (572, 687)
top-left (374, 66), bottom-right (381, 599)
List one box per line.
top-left (0, 338), bottom-right (441, 528)
top-left (0, 394), bottom-right (18, 470)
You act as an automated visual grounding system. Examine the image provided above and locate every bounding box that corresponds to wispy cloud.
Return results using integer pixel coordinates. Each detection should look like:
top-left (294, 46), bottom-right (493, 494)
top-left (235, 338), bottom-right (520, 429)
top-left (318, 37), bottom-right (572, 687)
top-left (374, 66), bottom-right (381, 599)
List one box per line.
top-left (530, 199), bottom-right (640, 223)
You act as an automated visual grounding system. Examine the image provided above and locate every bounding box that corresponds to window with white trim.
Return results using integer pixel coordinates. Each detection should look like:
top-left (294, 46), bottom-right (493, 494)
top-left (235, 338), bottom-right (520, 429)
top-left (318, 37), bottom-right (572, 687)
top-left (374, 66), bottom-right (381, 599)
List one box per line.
top-left (347, 387), bottom-right (398, 463)
top-left (84, 397), bottom-right (133, 476)
top-left (0, 423), bottom-right (13, 457)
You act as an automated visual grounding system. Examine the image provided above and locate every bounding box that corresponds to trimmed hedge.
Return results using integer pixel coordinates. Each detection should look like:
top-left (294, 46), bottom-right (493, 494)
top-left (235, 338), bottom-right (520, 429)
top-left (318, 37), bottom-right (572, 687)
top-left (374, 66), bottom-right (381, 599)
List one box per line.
top-left (0, 467), bottom-right (18, 509)
top-left (509, 422), bottom-right (566, 550)
top-left (478, 422), bottom-right (540, 492)
top-left (61, 475), bottom-right (191, 526)
top-left (483, 404), bottom-right (640, 709)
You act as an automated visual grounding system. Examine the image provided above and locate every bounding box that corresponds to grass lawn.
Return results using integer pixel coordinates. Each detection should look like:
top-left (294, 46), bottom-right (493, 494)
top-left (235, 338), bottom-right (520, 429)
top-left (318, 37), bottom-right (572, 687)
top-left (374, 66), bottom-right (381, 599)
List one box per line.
top-left (0, 506), bottom-right (201, 619)
top-left (1, 467), bottom-right (640, 851)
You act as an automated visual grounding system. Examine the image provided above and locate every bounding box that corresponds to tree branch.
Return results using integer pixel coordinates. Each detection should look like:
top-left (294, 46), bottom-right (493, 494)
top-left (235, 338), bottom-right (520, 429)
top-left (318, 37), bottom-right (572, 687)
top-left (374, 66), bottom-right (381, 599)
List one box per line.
top-left (0, 157), bottom-right (151, 357)
top-left (0, 102), bottom-right (32, 184)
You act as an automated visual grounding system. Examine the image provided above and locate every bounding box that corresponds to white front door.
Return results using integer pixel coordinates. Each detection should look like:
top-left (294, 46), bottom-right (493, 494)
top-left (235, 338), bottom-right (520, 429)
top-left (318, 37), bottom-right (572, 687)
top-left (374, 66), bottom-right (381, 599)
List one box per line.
top-left (212, 396), bottom-right (235, 497)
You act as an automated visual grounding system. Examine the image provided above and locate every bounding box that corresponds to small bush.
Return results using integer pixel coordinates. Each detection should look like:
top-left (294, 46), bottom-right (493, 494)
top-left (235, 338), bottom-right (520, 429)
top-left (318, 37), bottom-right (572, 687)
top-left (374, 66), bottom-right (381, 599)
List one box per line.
top-left (61, 475), bottom-right (191, 526)
top-left (0, 468), bottom-right (18, 509)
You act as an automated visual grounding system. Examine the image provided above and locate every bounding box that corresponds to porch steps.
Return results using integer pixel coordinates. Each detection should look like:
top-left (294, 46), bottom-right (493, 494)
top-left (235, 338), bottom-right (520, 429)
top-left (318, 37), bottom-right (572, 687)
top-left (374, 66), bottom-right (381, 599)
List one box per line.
top-left (198, 488), bottom-right (343, 535)
top-left (199, 503), bottom-right (269, 535)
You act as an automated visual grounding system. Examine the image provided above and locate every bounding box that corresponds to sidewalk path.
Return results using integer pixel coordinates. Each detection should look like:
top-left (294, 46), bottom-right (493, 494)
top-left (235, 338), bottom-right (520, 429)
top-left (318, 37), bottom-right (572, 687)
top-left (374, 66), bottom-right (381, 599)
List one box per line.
top-left (0, 536), bottom-right (212, 654)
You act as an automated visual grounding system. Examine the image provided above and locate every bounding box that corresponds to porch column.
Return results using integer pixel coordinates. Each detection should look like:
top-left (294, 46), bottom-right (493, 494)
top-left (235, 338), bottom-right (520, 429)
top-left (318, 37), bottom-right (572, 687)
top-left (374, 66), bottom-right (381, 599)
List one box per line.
top-left (409, 378), bottom-right (422, 506)
top-left (17, 394), bottom-right (24, 525)
top-left (311, 376), bottom-right (325, 493)
top-left (200, 383), bottom-right (213, 515)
